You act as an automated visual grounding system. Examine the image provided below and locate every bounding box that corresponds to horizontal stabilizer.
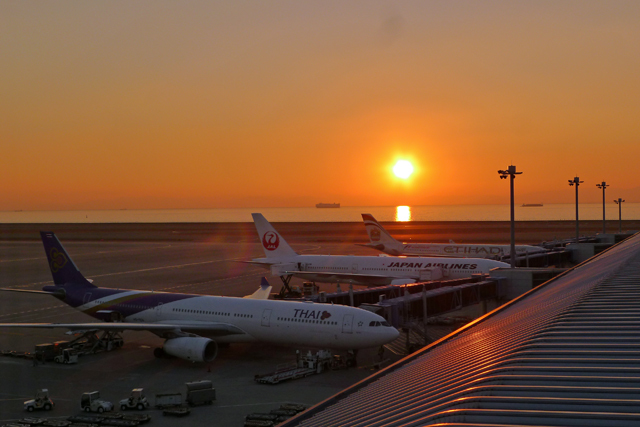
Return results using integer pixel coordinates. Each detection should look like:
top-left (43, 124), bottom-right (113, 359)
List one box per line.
top-left (0, 287), bottom-right (57, 295)
top-left (244, 277), bottom-right (272, 299)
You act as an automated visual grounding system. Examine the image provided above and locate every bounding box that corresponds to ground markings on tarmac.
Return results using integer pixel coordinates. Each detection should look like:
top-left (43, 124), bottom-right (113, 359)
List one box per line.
top-left (0, 304), bottom-right (70, 320)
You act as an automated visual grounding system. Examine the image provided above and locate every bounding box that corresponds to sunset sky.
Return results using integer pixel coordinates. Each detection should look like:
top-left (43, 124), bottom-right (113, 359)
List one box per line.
top-left (2, 1), bottom-right (640, 210)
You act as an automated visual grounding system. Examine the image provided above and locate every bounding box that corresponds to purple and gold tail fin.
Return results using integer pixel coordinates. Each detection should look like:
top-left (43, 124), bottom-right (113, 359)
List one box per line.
top-left (40, 231), bottom-right (95, 288)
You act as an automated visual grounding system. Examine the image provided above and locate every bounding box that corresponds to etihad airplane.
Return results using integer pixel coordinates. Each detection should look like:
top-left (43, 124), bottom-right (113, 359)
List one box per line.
top-left (249, 213), bottom-right (509, 287)
top-left (0, 232), bottom-right (399, 363)
top-left (360, 214), bottom-right (547, 258)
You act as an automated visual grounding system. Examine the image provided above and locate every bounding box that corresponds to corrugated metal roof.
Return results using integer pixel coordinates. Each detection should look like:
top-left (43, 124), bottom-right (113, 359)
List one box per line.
top-left (282, 233), bottom-right (640, 427)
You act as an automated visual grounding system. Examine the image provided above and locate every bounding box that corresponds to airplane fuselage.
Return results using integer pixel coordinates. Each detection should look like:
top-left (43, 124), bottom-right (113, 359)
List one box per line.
top-left (384, 243), bottom-right (547, 258)
top-left (252, 254), bottom-right (509, 285)
top-left (44, 285), bottom-right (397, 350)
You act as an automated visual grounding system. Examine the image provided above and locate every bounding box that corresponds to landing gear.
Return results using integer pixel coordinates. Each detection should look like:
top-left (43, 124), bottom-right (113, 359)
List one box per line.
top-left (346, 350), bottom-right (358, 368)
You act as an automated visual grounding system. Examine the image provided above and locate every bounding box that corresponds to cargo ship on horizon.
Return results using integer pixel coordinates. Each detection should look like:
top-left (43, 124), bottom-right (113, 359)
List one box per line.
top-left (521, 203), bottom-right (543, 207)
top-left (316, 202), bottom-right (340, 208)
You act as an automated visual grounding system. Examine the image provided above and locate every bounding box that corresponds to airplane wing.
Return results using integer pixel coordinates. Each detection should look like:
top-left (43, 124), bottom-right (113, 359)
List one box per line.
top-left (284, 270), bottom-right (415, 286)
top-left (0, 321), bottom-right (246, 337)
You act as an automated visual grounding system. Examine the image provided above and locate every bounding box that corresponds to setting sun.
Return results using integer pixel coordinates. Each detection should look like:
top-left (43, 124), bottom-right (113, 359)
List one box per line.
top-left (393, 160), bottom-right (414, 179)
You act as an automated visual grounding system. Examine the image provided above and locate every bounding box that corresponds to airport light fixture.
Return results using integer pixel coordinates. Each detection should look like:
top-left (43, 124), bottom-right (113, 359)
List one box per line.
top-left (614, 198), bottom-right (625, 233)
top-left (596, 181), bottom-right (609, 234)
top-left (568, 176), bottom-right (584, 243)
top-left (498, 165), bottom-right (522, 268)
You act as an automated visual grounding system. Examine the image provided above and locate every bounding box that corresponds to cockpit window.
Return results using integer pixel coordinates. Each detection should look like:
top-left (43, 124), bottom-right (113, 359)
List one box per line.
top-left (369, 320), bottom-right (390, 327)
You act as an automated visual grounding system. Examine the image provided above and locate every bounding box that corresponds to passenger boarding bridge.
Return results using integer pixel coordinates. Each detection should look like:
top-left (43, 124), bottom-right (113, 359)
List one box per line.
top-left (282, 232), bottom-right (640, 427)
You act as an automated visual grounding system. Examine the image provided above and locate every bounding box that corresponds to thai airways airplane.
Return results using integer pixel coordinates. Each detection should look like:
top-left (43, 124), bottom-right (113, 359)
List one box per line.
top-left (250, 213), bottom-right (509, 286)
top-left (0, 232), bottom-right (399, 363)
top-left (360, 214), bottom-right (546, 258)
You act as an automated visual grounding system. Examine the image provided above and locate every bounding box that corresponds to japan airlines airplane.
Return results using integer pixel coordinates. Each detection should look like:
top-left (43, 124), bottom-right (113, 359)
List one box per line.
top-left (250, 213), bottom-right (509, 286)
top-left (0, 232), bottom-right (399, 363)
top-left (360, 214), bottom-right (547, 258)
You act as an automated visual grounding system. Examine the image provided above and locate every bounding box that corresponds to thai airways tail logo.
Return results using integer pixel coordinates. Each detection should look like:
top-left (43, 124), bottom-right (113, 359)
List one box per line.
top-left (369, 228), bottom-right (381, 242)
top-left (49, 248), bottom-right (68, 272)
top-left (320, 310), bottom-right (331, 320)
top-left (262, 231), bottom-right (280, 251)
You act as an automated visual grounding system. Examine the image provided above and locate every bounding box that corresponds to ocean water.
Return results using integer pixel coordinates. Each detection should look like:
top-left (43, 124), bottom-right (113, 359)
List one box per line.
top-left (0, 204), bottom-right (638, 223)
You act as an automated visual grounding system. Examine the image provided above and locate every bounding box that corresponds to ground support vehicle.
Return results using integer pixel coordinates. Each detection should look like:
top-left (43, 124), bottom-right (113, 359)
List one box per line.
top-left (154, 392), bottom-right (182, 409)
top-left (80, 391), bottom-right (113, 413)
top-left (119, 388), bottom-right (150, 411)
top-left (185, 380), bottom-right (215, 406)
top-left (244, 420), bottom-right (275, 427)
top-left (254, 350), bottom-right (333, 384)
top-left (67, 330), bottom-right (124, 354)
top-left (162, 407), bottom-right (190, 417)
top-left (53, 348), bottom-right (78, 364)
top-left (18, 418), bottom-right (46, 425)
top-left (121, 413), bottom-right (151, 424)
top-left (68, 414), bottom-right (105, 424)
top-left (100, 419), bottom-right (137, 427)
top-left (280, 403), bottom-right (307, 413)
top-left (34, 344), bottom-right (56, 363)
top-left (24, 389), bottom-right (54, 412)
top-left (245, 413), bottom-right (278, 423)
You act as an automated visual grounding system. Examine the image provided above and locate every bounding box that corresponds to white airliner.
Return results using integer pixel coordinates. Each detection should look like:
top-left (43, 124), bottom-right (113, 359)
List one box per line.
top-left (250, 213), bottom-right (509, 286)
top-left (0, 232), bottom-right (399, 363)
top-left (360, 214), bottom-right (547, 258)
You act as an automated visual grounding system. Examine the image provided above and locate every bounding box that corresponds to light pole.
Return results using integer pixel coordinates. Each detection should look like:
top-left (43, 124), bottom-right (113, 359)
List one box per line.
top-left (498, 165), bottom-right (522, 268)
top-left (614, 198), bottom-right (625, 233)
top-left (568, 176), bottom-right (583, 243)
top-left (596, 181), bottom-right (609, 234)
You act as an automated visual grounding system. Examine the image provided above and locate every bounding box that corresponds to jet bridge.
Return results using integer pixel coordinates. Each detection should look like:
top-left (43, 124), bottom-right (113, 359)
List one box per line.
top-left (280, 232), bottom-right (640, 427)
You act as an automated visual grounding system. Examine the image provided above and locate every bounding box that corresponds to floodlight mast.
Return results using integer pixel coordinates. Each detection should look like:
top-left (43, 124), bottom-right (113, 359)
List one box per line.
top-left (614, 198), bottom-right (625, 233)
top-left (498, 165), bottom-right (522, 268)
top-left (596, 181), bottom-right (609, 234)
top-left (568, 176), bottom-right (584, 243)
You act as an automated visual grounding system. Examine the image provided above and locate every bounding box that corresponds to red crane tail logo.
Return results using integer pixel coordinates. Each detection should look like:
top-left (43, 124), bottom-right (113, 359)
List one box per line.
top-left (262, 231), bottom-right (280, 251)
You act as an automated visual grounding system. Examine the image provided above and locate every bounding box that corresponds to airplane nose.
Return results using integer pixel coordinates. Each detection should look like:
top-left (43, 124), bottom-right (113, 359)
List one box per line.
top-left (390, 327), bottom-right (400, 340)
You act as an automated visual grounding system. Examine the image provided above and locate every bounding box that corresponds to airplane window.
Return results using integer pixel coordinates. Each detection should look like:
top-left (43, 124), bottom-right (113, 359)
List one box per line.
top-left (381, 321), bottom-right (391, 327)
top-left (369, 321), bottom-right (375, 326)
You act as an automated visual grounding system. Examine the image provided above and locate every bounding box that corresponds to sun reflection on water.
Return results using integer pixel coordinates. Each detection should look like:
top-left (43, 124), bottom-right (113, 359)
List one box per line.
top-left (395, 206), bottom-right (412, 222)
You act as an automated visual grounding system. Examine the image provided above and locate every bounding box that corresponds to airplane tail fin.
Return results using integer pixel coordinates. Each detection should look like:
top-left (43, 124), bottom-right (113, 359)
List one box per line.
top-left (361, 214), bottom-right (403, 253)
top-left (40, 231), bottom-right (95, 288)
top-left (251, 213), bottom-right (298, 259)
top-left (243, 277), bottom-right (273, 300)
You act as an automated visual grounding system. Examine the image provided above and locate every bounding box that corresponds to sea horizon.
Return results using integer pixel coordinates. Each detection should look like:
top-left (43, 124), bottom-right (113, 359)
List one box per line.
top-left (0, 203), bottom-right (638, 223)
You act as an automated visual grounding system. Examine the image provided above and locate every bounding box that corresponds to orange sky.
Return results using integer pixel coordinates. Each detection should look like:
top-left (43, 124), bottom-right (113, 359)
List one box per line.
top-left (2, 1), bottom-right (640, 210)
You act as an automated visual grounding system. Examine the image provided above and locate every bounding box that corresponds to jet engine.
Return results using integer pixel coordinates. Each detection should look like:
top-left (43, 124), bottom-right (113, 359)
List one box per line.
top-left (162, 337), bottom-right (218, 363)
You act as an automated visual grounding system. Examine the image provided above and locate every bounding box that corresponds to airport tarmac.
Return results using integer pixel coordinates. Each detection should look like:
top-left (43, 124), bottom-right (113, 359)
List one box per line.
top-left (0, 238), bottom-right (399, 426)
top-left (1, 221), bottom-right (632, 425)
